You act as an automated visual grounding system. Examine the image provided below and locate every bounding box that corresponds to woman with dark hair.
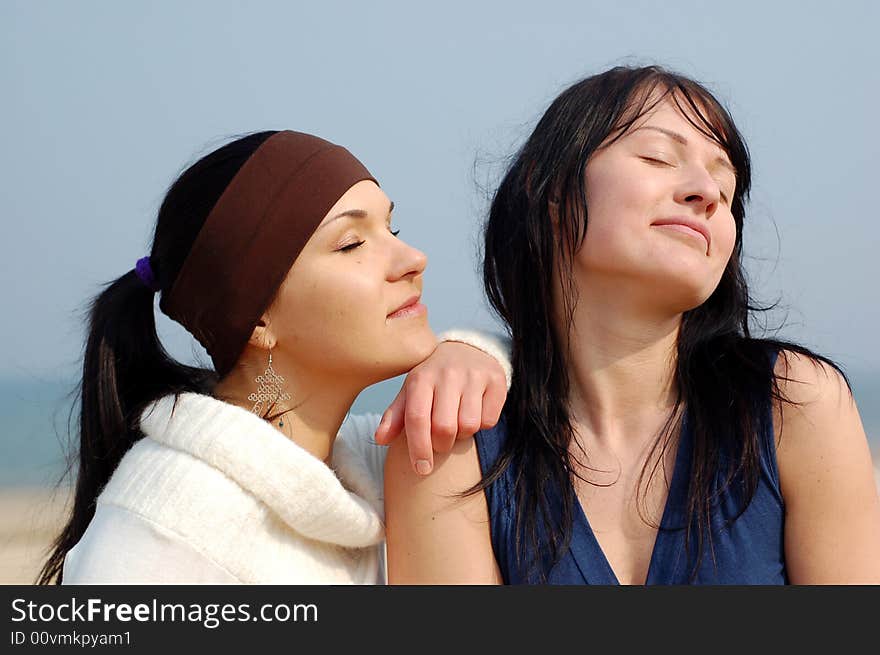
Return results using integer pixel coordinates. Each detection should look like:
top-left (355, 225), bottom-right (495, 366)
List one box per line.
top-left (385, 66), bottom-right (880, 584)
top-left (39, 130), bottom-right (510, 584)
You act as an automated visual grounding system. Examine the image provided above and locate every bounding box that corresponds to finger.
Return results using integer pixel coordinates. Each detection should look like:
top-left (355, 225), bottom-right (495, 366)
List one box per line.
top-left (374, 386), bottom-right (406, 445)
top-left (456, 379), bottom-right (484, 440)
top-left (480, 375), bottom-right (506, 430)
top-left (404, 376), bottom-right (435, 475)
top-left (431, 376), bottom-right (463, 454)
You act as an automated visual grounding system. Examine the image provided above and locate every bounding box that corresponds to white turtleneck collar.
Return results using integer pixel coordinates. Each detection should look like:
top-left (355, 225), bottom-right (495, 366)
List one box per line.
top-left (139, 392), bottom-right (385, 549)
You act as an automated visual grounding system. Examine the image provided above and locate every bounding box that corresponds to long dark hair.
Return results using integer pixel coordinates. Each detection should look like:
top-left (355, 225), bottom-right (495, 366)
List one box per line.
top-left (37, 131), bottom-right (278, 584)
top-left (481, 66), bottom-right (844, 581)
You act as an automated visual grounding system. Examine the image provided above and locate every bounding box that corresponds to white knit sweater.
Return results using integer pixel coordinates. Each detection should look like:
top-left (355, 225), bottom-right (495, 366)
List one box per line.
top-left (62, 330), bottom-right (511, 585)
top-left (62, 393), bottom-right (388, 584)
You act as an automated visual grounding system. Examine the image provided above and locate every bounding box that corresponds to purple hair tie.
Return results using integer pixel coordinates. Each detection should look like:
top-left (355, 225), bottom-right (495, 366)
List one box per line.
top-left (134, 256), bottom-right (160, 293)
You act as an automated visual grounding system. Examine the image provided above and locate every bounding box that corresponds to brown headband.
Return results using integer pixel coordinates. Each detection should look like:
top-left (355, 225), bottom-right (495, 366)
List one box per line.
top-left (160, 130), bottom-right (376, 377)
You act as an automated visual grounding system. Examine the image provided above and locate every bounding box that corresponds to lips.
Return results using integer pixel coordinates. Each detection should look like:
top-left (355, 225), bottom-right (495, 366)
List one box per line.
top-left (387, 294), bottom-right (422, 318)
top-left (651, 216), bottom-right (711, 250)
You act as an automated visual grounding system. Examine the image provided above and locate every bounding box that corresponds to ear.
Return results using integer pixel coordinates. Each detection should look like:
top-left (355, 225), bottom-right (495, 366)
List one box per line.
top-left (247, 315), bottom-right (277, 351)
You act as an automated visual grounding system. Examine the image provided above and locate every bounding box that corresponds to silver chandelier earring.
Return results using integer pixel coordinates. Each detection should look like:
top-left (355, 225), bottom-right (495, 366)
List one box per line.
top-left (247, 350), bottom-right (291, 421)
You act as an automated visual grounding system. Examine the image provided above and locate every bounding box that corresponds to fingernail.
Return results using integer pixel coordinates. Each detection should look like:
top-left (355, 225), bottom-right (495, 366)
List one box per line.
top-left (415, 459), bottom-right (432, 475)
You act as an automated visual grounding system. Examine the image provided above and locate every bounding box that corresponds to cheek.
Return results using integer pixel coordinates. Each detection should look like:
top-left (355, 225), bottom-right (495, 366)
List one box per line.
top-left (578, 171), bottom-right (662, 268)
top-left (585, 164), bottom-right (642, 226)
top-left (276, 262), bottom-right (386, 349)
top-left (274, 257), bottom-right (435, 381)
top-left (713, 215), bottom-right (738, 268)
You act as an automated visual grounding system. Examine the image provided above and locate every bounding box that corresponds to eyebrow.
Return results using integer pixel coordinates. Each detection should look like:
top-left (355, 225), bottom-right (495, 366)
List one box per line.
top-left (635, 126), bottom-right (737, 177)
top-left (319, 200), bottom-right (395, 230)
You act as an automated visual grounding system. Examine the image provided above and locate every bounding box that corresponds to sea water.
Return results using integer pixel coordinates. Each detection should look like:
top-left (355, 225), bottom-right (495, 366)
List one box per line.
top-left (1, 372), bottom-right (877, 488)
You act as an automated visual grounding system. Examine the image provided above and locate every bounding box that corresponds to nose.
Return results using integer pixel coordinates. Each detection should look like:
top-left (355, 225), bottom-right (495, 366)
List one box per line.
top-left (675, 165), bottom-right (721, 219)
top-left (388, 236), bottom-right (428, 281)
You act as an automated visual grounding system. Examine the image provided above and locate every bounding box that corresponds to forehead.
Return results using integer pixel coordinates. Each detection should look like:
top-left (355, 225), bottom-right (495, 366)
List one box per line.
top-left (317, 180), bottom-right (390, 228)
top-left (630, 97), bottom-right (728, 151)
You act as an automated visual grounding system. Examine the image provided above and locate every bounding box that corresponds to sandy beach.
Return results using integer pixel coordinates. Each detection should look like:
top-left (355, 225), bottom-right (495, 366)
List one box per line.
top-left (3, 468), bottom-right (879, 584)
top-left (0, 486), bottom-right (72, 584)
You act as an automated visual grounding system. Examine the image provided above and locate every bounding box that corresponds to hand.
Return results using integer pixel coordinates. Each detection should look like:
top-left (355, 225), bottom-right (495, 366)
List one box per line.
top-left (373, 341), bottom-right (507, 475)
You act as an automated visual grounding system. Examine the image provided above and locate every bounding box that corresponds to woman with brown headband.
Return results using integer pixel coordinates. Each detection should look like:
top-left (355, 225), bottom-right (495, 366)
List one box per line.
top-left (38, 130), bottom-right (510, 584)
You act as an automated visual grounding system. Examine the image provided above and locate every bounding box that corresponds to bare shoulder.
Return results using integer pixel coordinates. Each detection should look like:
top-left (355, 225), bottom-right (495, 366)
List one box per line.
top-left (774, 349), bottom-right (852, 410)
top-left (384, 433), bottom-right (501, 584)
top-left (771, 350), bottom-right (880, 582)
top-left (772, 349), bottom-right (865, 472)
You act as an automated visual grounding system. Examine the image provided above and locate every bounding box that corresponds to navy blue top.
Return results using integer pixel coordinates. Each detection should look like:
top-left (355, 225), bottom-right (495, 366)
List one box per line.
top-left (475, 396), bottom-right (787, 585)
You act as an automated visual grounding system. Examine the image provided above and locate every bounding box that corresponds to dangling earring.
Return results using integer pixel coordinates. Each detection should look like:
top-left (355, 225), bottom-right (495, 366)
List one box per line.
top-left (247, 350), bottom-right (291, 421)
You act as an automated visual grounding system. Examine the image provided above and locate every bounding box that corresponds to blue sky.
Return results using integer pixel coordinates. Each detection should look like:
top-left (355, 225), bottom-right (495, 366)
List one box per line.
top-left (2, 0), bottom-right (878, 383)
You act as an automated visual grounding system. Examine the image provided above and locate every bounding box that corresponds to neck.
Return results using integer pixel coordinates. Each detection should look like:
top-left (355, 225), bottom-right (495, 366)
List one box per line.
top-left (213, 350), bottom-right (361, 464)
top-left (561, 280), bottom-right (681, 447)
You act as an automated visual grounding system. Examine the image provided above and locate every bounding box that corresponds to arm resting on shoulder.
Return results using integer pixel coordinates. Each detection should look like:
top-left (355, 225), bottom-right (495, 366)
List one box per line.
top-left (437, 329), bottom-right (512, 389)
top-left (384, 433), bottom-right (502, 584)
top-left (775, 351), bottom-right (880, 584)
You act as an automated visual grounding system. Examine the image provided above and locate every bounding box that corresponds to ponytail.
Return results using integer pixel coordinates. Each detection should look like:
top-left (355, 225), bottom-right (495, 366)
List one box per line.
top-left (37, 130), bottom-right (277, 584)
top-left (37, 270), bottom-right (214, 584)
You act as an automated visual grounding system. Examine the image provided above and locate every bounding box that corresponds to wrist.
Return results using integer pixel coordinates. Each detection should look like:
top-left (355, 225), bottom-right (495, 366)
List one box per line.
top-left (437, 329), bottom-right (512, 389)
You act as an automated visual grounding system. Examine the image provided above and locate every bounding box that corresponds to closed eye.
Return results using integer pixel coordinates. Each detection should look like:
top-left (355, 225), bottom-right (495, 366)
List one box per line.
top-left (714, 181), bottom-right (732, 204)
top-left (338, 227), bottom-right (399, 252)
top-left (640, 156), bottom-right (672, 166)
top-left (338, 240), bottom-right (365, 252)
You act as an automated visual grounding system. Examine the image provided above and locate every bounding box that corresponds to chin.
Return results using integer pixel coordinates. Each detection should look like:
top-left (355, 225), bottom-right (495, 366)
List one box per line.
top-left (400, 333), bottom-right (439, 369)
top-left (650, 256), bottom-right (722, 296)
top-left (368, 333), bottom-right (438, 383)
top-left (650, 272), bottom-right (720, 314)
top-left (673, 285), bottom-right (720, 314)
